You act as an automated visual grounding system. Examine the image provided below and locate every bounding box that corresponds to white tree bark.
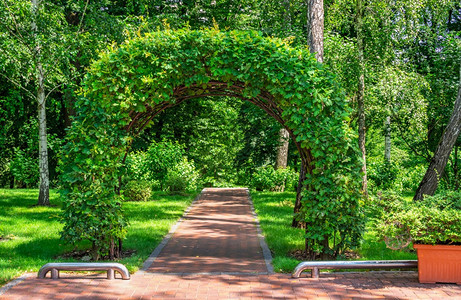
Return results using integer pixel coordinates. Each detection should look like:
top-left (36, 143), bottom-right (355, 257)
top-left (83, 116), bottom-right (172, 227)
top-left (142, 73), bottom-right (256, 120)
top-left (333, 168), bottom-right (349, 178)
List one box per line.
top-left (385, 115), bottom-right (391, 162)
top-left (32, 0), bottom-right (50, 205)
top-left (356, 0), bottom-right (368, 197)
top-left (276, 128), bottom-right (290, 169)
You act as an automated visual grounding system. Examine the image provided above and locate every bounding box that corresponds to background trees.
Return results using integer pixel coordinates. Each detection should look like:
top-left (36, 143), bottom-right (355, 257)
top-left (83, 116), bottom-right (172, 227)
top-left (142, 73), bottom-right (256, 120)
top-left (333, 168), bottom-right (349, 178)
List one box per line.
top-left (0, 0), bottom-right (460, 259)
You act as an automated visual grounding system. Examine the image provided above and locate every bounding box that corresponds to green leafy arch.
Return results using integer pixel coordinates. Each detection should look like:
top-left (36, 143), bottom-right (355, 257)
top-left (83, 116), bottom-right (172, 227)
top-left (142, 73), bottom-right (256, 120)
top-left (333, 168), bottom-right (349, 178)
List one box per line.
top-left (61, 29), bottom-right (363, 259)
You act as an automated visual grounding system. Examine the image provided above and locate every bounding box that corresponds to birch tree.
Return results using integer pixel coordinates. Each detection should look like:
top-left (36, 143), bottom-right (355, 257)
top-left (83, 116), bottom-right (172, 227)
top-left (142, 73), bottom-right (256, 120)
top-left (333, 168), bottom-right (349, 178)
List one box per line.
top-left (0, 0), bottom-right (85, 205)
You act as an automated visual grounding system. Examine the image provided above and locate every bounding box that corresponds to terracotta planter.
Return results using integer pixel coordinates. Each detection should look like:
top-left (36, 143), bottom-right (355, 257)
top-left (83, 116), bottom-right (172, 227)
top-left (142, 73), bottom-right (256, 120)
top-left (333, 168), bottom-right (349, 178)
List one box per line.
top-left (413, 244), bottom-right (461, 284)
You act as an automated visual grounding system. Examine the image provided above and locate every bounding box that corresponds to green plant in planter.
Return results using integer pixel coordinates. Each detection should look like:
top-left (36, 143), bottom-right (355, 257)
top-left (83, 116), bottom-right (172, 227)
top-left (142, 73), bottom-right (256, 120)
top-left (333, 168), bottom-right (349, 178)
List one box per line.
top-left (369, 191), bottom-right (461, 249)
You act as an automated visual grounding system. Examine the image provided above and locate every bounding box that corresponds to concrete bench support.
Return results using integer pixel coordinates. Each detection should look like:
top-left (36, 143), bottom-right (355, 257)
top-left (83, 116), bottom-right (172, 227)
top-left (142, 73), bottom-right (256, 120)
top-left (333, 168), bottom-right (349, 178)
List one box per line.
top-left (38, 263), bottom-right (130, 280)
top-left (292, 260), bottom-right (418, 279)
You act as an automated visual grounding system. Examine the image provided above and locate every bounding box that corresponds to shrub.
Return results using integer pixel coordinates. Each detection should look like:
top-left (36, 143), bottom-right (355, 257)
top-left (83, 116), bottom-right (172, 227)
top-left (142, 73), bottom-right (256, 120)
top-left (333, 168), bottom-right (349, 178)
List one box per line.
top-left (396, 164), bottom-right (426, 193)
top-left (124, 151), bottom-right (148, 181)
top-left (369, 191), bottom-right (461, 249)
top-left (125, 140), bottom-right (185, 190)
top-left (10, 147), bottom-right (39, 188)
top-left (251, 166), bottom-right (298, 192)
top-left (123, 180), bottom-right (152, 202)
top-left (367, 160), bottom-right (398, 191)
top-left (165, 158), bottom-right (200, 192)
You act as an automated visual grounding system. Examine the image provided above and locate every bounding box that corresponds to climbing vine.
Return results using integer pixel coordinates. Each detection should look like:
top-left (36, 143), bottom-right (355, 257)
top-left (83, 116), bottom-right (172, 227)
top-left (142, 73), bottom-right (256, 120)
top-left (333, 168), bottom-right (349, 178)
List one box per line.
top-left (60, 28), bottom-right (363, 259)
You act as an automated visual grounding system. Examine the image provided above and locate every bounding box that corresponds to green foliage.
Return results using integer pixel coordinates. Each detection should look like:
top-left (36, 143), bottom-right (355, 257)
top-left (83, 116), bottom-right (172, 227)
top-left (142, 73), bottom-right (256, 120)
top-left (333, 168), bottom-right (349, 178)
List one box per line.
top-left (367, 160), bottom-right (398, 190)
top-left (141, 140), bottom-right (184, 189)
top-left (10, 148), bottom-right (39, 188)
top-left (165, 158), bottom-right (200, 192)
top-left (123, 180), bottom-right (152, 202)
top-left (124, 151), bottom-right (149, 182)
top-left (126, 143), bottom-right (199, 192)
top-left (251, 166), bottom-right (297, 192)
top-left (369, 191), bottom-right (461, 249)
top-left (252, 191), bottom-right (415, 272)
top-left (61, 28), bottom-right (363, 258)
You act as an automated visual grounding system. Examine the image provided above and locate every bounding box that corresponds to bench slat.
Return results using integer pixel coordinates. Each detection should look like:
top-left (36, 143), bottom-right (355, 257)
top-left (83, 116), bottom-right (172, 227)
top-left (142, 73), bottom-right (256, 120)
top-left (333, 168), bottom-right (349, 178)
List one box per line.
top-left (38, 262), bottom-right (130, 280)
top-left (292, 260), bottom-right (418, 278)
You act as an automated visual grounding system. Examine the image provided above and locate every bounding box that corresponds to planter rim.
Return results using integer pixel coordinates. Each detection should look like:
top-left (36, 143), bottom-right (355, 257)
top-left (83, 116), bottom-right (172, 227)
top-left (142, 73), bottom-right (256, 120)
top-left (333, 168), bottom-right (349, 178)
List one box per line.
top-left (413, 244), bottom-right (461, 250)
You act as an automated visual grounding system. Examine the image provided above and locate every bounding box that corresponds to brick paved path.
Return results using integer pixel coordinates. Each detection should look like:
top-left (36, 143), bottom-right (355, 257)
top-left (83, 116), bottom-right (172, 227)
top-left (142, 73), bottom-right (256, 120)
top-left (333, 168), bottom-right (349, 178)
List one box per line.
top-left (1, 188), bottom-right (460, 299)
top-left (145, 188), bottom-right (268, 274)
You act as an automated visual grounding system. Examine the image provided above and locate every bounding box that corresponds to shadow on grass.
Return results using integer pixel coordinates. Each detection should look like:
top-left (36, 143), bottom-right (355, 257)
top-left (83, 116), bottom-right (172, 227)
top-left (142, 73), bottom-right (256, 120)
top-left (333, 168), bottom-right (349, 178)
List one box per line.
top-left (0, 189), bottom-right (196, 284)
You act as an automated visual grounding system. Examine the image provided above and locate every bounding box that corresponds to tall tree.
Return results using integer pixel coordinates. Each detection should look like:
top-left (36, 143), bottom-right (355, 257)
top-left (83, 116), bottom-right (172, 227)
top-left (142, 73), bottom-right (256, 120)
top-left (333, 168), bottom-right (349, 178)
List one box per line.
top-left (414, 63), bottom-right (461, 200)
top-left (275, 0), bottom-right (293, 177)
top-left (307, 0), bottom-right (324, 63)
top-left (292, 0), bottom-right (324, 228)
top-left (384, 116), bottom-right (391, 162)
top-left (0, 0), bottom-right (85, 205)
top-left (355, 0), bottom-right (368, 197)
top-left (275, 128), bottom-right (290, 169)
top-left (31, 0), bottom-right (49, 205)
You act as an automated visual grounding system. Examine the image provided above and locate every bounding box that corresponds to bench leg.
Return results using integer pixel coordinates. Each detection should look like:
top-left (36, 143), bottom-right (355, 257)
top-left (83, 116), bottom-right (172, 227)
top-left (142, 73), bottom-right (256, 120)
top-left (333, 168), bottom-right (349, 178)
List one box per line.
top-left (311, 268), bottom-right (319, 279)
top-left (51, 269), bottom-right (59, 279)
top-left (107, 269), bottom-right (115, 280)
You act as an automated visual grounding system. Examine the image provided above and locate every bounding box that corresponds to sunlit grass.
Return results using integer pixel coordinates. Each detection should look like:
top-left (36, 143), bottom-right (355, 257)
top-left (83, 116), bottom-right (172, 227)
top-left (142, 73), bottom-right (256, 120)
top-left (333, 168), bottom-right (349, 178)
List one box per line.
top-left (251, 191), bottom-right (416, 273)
top-left (0, 189), bottom-right (195, 286)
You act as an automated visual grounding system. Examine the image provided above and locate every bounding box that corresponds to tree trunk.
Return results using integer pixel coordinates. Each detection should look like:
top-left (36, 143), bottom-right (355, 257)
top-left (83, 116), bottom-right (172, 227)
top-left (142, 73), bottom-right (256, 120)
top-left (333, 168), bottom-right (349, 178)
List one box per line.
top-left (414, 65), bottom-right (461, 200)
top-left (37, 71), bottom-right (50, 206)
top-left (299, 0), bottom-right (325, 250)
top-left (292, 0), bottom-right (323, 230)
top-left (385, 115), bottom-right (391, 163)
top-left (292, 161), bottom-right (306, 228)
top-left (307, 0), bottom-right (324, 63)
top-left (275, 128), bottom-right (290, 192)
top-left (455, 146), bottom-right (459, 191)
top-left (32, 0), bottom-right (50, 206)
top-left (355, 0), bottom-right (368, 198)
top-left (276, 128), bottom-right (289, 169)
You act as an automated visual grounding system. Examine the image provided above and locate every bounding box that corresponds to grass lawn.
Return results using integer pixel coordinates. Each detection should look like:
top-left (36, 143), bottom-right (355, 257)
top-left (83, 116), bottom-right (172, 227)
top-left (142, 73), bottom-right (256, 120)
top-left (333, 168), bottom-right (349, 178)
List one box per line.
top-left (0, 189), bottom-right (195, 286)
top-left (251, 191), bottom-right (417, 273)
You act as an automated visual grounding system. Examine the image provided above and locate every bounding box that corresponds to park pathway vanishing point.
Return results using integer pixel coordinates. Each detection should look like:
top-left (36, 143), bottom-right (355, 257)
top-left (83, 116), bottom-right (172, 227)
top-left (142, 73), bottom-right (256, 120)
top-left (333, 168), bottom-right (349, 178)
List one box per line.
top-left (1, 188), bottom-right (461, 299)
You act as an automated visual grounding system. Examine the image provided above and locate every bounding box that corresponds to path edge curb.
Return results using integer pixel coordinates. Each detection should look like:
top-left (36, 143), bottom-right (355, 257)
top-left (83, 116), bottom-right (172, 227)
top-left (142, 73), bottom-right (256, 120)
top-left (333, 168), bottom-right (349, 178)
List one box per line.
top-left (138, 189), bottom-right (205, 273)
top-left (0, 273), bottom-right (32, 296)
top-left (246, 188), bottom-right (274, 274)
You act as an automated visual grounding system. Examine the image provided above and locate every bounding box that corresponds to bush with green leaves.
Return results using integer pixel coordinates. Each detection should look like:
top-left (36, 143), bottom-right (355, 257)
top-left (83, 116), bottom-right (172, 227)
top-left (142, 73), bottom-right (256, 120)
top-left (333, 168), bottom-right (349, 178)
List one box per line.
top-left (61, 28), bottom-right (363, 259)
top-left (123, 180), bottom-right (152, 201)
top-left (251, 166), bottom-right (297, 192)
top-left (142, 140), bottom-right (185, 190)
top-left (124, 151), bottom-right (149, 182)
top-left (396, 164), bottom-right (427, 193)
top-left (165, 158), bottom-right (200, 192)
top-left (10, 147), bottom-right (39, 188)
top-left (369, 191), bottom-right (461, 249)
top-left (367, 160), bottom-right (398, 191)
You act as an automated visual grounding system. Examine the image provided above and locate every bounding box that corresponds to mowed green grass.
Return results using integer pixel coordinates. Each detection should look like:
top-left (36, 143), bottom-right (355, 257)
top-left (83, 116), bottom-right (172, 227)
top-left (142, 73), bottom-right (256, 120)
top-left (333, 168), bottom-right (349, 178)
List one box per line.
top-left (0, 189), bottom-right (195, 286)
top-left (250, 191), bottom-right (417, 273)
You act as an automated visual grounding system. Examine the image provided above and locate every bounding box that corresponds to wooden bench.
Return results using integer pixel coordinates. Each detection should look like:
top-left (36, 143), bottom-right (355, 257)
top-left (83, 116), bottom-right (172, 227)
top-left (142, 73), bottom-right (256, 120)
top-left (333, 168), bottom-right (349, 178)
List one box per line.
top-left (38, 262), bottom-right (131, 280)
top-left (292, 260), bottom-right (418, 278)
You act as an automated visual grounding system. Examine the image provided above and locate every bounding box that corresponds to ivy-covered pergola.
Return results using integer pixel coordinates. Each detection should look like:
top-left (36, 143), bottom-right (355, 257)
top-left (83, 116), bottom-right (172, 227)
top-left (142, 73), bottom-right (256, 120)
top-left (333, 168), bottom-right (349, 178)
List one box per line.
top-left (61, 29), bottom-right (363, 259)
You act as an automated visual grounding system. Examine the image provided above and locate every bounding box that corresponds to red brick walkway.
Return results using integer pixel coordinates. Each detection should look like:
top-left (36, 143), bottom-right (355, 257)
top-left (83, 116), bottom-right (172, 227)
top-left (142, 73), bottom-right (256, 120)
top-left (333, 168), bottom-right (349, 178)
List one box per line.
top-left (1, 188), bottom-right (460, 299)
top-left (145, 188), bottom-right (268, 274)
